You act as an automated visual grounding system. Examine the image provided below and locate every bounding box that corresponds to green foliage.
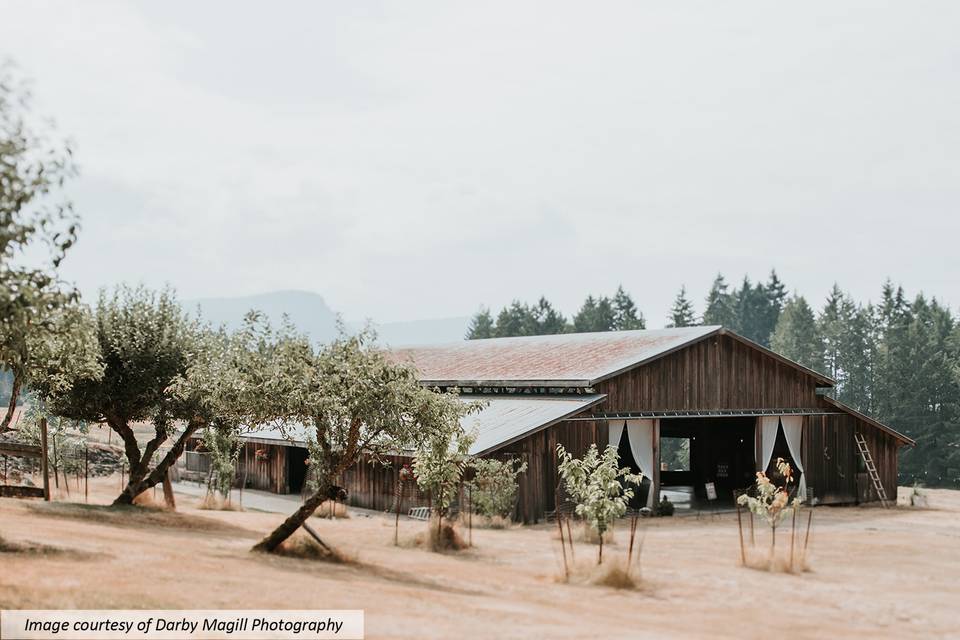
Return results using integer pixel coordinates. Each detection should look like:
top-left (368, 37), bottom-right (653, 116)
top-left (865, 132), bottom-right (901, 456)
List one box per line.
top-left (612, 285), bottom-right (646, 330)
top-left (413, 427), bottom-right (475, 519)
top-left (1, 64), bottom-right (90, 430)
top-left (201, 425), bottom-right (243, 500)
top-left (39, 286), bottom-right (196, 428)
top-left (556, 444), bottom-right (641, 538)
top-left (702, 274), bottom-right (737, 328)
top-left (660, 437), bottom-right (690, 471)
top-left (31, 285), bottom-right (231, 503)
top-left (466, 457), bottom-right (528, 519)
top-left (465, 307), bottom-right (495, 339)
top-left (771, 295), bottom-right (822, 371)
top-left (14, 401), bottom-right (88, 475)
top-left (666, 285), bottom-right (698, 328)
top-left (467, 286), bottom-right (644, 339)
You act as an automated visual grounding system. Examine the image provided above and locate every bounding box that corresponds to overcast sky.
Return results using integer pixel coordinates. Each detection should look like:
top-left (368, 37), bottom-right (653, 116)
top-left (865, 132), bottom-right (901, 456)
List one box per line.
top-left (2, 1), bottom-right (959, 326)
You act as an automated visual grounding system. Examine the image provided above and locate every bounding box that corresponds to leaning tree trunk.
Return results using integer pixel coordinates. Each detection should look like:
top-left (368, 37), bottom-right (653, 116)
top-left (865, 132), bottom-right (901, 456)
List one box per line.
top-left (112, 421), bottom-right (201, 506)
top-left (252, 478), bottom-right (332, 553)
top-left (0, 373), bottom-right (23, 433)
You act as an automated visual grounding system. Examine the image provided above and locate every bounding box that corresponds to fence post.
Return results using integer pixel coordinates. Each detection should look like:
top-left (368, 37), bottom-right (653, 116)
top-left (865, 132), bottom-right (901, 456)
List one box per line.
top-left (40, 418), bottom-right (51, 501)
top-left (52, 434), bottom-right (59, 489)
top-left (84, 444), bottom-right (89, 503)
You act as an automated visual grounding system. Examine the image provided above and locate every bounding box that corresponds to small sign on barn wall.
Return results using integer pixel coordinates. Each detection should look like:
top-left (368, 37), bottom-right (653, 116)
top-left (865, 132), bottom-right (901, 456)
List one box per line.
top-left (705, 482), bottom-right (717, 501)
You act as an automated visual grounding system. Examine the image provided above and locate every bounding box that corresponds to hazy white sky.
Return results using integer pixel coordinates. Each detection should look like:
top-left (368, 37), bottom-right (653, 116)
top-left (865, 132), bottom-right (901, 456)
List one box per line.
top-left (3, 1), bottom-right (959, 325)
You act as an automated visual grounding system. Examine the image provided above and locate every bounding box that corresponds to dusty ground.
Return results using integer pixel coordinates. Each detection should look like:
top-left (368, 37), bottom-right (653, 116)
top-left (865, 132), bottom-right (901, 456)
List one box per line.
top-left (1, 478), bottom-right (957, 639)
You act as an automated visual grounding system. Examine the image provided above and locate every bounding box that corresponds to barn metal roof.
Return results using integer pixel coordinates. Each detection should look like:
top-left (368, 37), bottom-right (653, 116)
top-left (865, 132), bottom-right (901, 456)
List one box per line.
top-left (821, 396), bottom-right (915, 446)
top-left (390, 326), bottom-right (721, 387)
top-left (465, 394), bottom-right (606, 456)
top-left (390, 326), bottom-right (835, 388)
top-left (238, 394), bottom-right (606, 456)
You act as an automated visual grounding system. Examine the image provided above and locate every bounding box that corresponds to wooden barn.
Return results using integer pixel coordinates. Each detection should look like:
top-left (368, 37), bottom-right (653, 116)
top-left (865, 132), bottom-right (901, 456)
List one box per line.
top-left (221, 326), bottom-right (913, 523)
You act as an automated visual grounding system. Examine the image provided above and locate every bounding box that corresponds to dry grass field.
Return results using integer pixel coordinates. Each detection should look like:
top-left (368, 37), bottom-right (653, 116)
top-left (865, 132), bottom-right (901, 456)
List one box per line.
top-left (1, 478), bottom-right (957, 639)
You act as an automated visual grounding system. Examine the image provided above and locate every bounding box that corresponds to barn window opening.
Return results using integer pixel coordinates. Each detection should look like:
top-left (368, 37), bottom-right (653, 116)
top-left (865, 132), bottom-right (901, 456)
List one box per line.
top-left (661, 437), bottom-right (691, 472)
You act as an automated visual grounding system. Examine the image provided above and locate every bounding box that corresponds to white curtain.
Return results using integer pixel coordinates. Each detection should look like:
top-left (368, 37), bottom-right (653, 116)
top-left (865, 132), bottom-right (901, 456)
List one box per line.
top-left (626, 419), bottom-right (657, 509)
top-left (780, 416), bottom-right (807, 499)
top-left (607, 420), bottom-right (657, 508)
top-left (608, 421), bottom-right (625, 450)
top-left (758, 416), bottom-right (780, 474)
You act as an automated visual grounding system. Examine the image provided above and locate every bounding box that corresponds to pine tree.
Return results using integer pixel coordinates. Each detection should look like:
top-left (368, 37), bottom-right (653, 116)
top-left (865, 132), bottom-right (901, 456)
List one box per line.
top-left (733, 277), bottom-right (771, 344)
top-left (530, 297), bottom-right (569, 335)
top-left (702, 274), bottom-right (738, 329)
top-left (770, 295), bottom-right (822, 371)
top-left (761, 270), bottom-right (788, 342)
top-left (818, 284), bottom-right (848, 391)
top-left (612, 285), bottom-right (645, 330)
top-left (494, 301), bottom-right (534, 337)
top-left (465, 307), bottom-right (495, 339)
top-left (574, 295), bottom-right (616, 332)
top-left (573, 296), bottom-right (599, 333)
top-left (667, 286), bottom-right (697, 328)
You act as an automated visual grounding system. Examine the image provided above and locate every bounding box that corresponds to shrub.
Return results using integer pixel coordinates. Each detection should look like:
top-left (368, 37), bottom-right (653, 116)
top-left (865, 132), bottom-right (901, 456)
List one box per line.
top-left (467, 457), bottom-right (527, 519)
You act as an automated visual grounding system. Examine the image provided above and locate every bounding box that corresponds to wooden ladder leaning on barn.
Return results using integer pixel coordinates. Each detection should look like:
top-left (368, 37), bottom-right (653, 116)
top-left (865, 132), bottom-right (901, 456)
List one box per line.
top-left (854, 432), bottom-right (889, 509)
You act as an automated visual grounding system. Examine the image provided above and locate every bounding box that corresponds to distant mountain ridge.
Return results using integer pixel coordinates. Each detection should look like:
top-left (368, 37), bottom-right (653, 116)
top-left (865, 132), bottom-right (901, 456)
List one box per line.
top-left (186, 290), bottom-right (468, 346)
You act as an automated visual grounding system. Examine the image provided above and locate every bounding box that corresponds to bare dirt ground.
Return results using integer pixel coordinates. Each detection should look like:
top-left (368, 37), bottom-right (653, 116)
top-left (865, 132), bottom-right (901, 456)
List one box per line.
top-left (1, 478), bottom-right (957, 639)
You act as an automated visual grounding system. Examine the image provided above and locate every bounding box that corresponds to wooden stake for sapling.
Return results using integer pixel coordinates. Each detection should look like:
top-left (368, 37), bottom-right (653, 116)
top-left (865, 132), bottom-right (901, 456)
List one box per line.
top-left (790, 504), bottom-right (798, 572)
top-left (556, 510), bottom-right (569, 579)
top-left (40, 418), bottom-right (50, 501)
top-left (736, 499), bottom-right (746, 565)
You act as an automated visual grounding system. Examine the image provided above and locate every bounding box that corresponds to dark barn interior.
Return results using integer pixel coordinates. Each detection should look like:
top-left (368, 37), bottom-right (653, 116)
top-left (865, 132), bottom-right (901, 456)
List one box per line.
top-left (659, 417), bottom-right (756, 508)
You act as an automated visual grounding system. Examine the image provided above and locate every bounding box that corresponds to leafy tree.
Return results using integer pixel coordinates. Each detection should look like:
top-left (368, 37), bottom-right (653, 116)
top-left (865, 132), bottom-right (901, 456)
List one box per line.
top-left (252, 325), bottom-right (480, 552)
top-left (667, 286), bottom-right (697, 328)
top-left (556, 443), bottom-right (641, 564)
top-left (612, 285), bottom-right (645, 330)
top-left (465, 307), bottom-right (494, 339)
top-left (201, 425), bottom-right (243, 502)
top-left (32, 286), bottom-right (211, 504)
top-left (702, 274), bottom-right (738, 329)
top-left (413, 427), bottom-right (474, 539)
top-left (1, 64), bottom-right (88, 431)
top-left (770, 295), bottom-right (822, 371)
top-left (466, 457), bottom-right (528, 520)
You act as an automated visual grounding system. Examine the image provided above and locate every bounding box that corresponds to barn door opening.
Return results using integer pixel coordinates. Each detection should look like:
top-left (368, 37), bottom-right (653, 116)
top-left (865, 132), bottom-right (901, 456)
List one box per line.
top-left (286, 447), bottom-right (309, 495)
top-left (660, 417), bottom-right (756, 511)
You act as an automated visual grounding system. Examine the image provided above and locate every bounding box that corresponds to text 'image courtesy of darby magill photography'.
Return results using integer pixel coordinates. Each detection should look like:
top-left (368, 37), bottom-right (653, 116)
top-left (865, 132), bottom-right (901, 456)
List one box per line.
top-left (1, 3), bottom-right (958, 639)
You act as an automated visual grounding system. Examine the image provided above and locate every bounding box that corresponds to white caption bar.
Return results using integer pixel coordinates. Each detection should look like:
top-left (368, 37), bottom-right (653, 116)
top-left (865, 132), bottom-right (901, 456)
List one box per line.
top-left (0, 610), bottom-right (364, 639)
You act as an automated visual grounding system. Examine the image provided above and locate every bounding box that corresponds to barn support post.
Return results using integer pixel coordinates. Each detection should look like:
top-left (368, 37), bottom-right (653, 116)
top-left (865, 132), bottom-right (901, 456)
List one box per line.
top-left (651, 419), bottom-right (661, 506)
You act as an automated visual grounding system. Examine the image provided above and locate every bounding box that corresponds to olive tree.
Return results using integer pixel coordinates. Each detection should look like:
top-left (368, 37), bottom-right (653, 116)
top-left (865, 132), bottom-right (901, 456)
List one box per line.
top-left (1, 64), bottom-right (91, 432)
top-left (251, 325), bottom-right (478, 553)
top-left (33, 285), bottom-right (210, 504)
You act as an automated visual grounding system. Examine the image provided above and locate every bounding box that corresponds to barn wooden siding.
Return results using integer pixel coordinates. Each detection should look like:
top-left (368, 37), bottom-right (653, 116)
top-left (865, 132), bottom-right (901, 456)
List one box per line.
top-left (339, 454), bottom-right (431, 513)
top-left (594, 333), bottom-right (822, 412)
top-left (233, 442), bottom-right (288, 494)
top-left (803, 412), bottom-right (899, 504)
